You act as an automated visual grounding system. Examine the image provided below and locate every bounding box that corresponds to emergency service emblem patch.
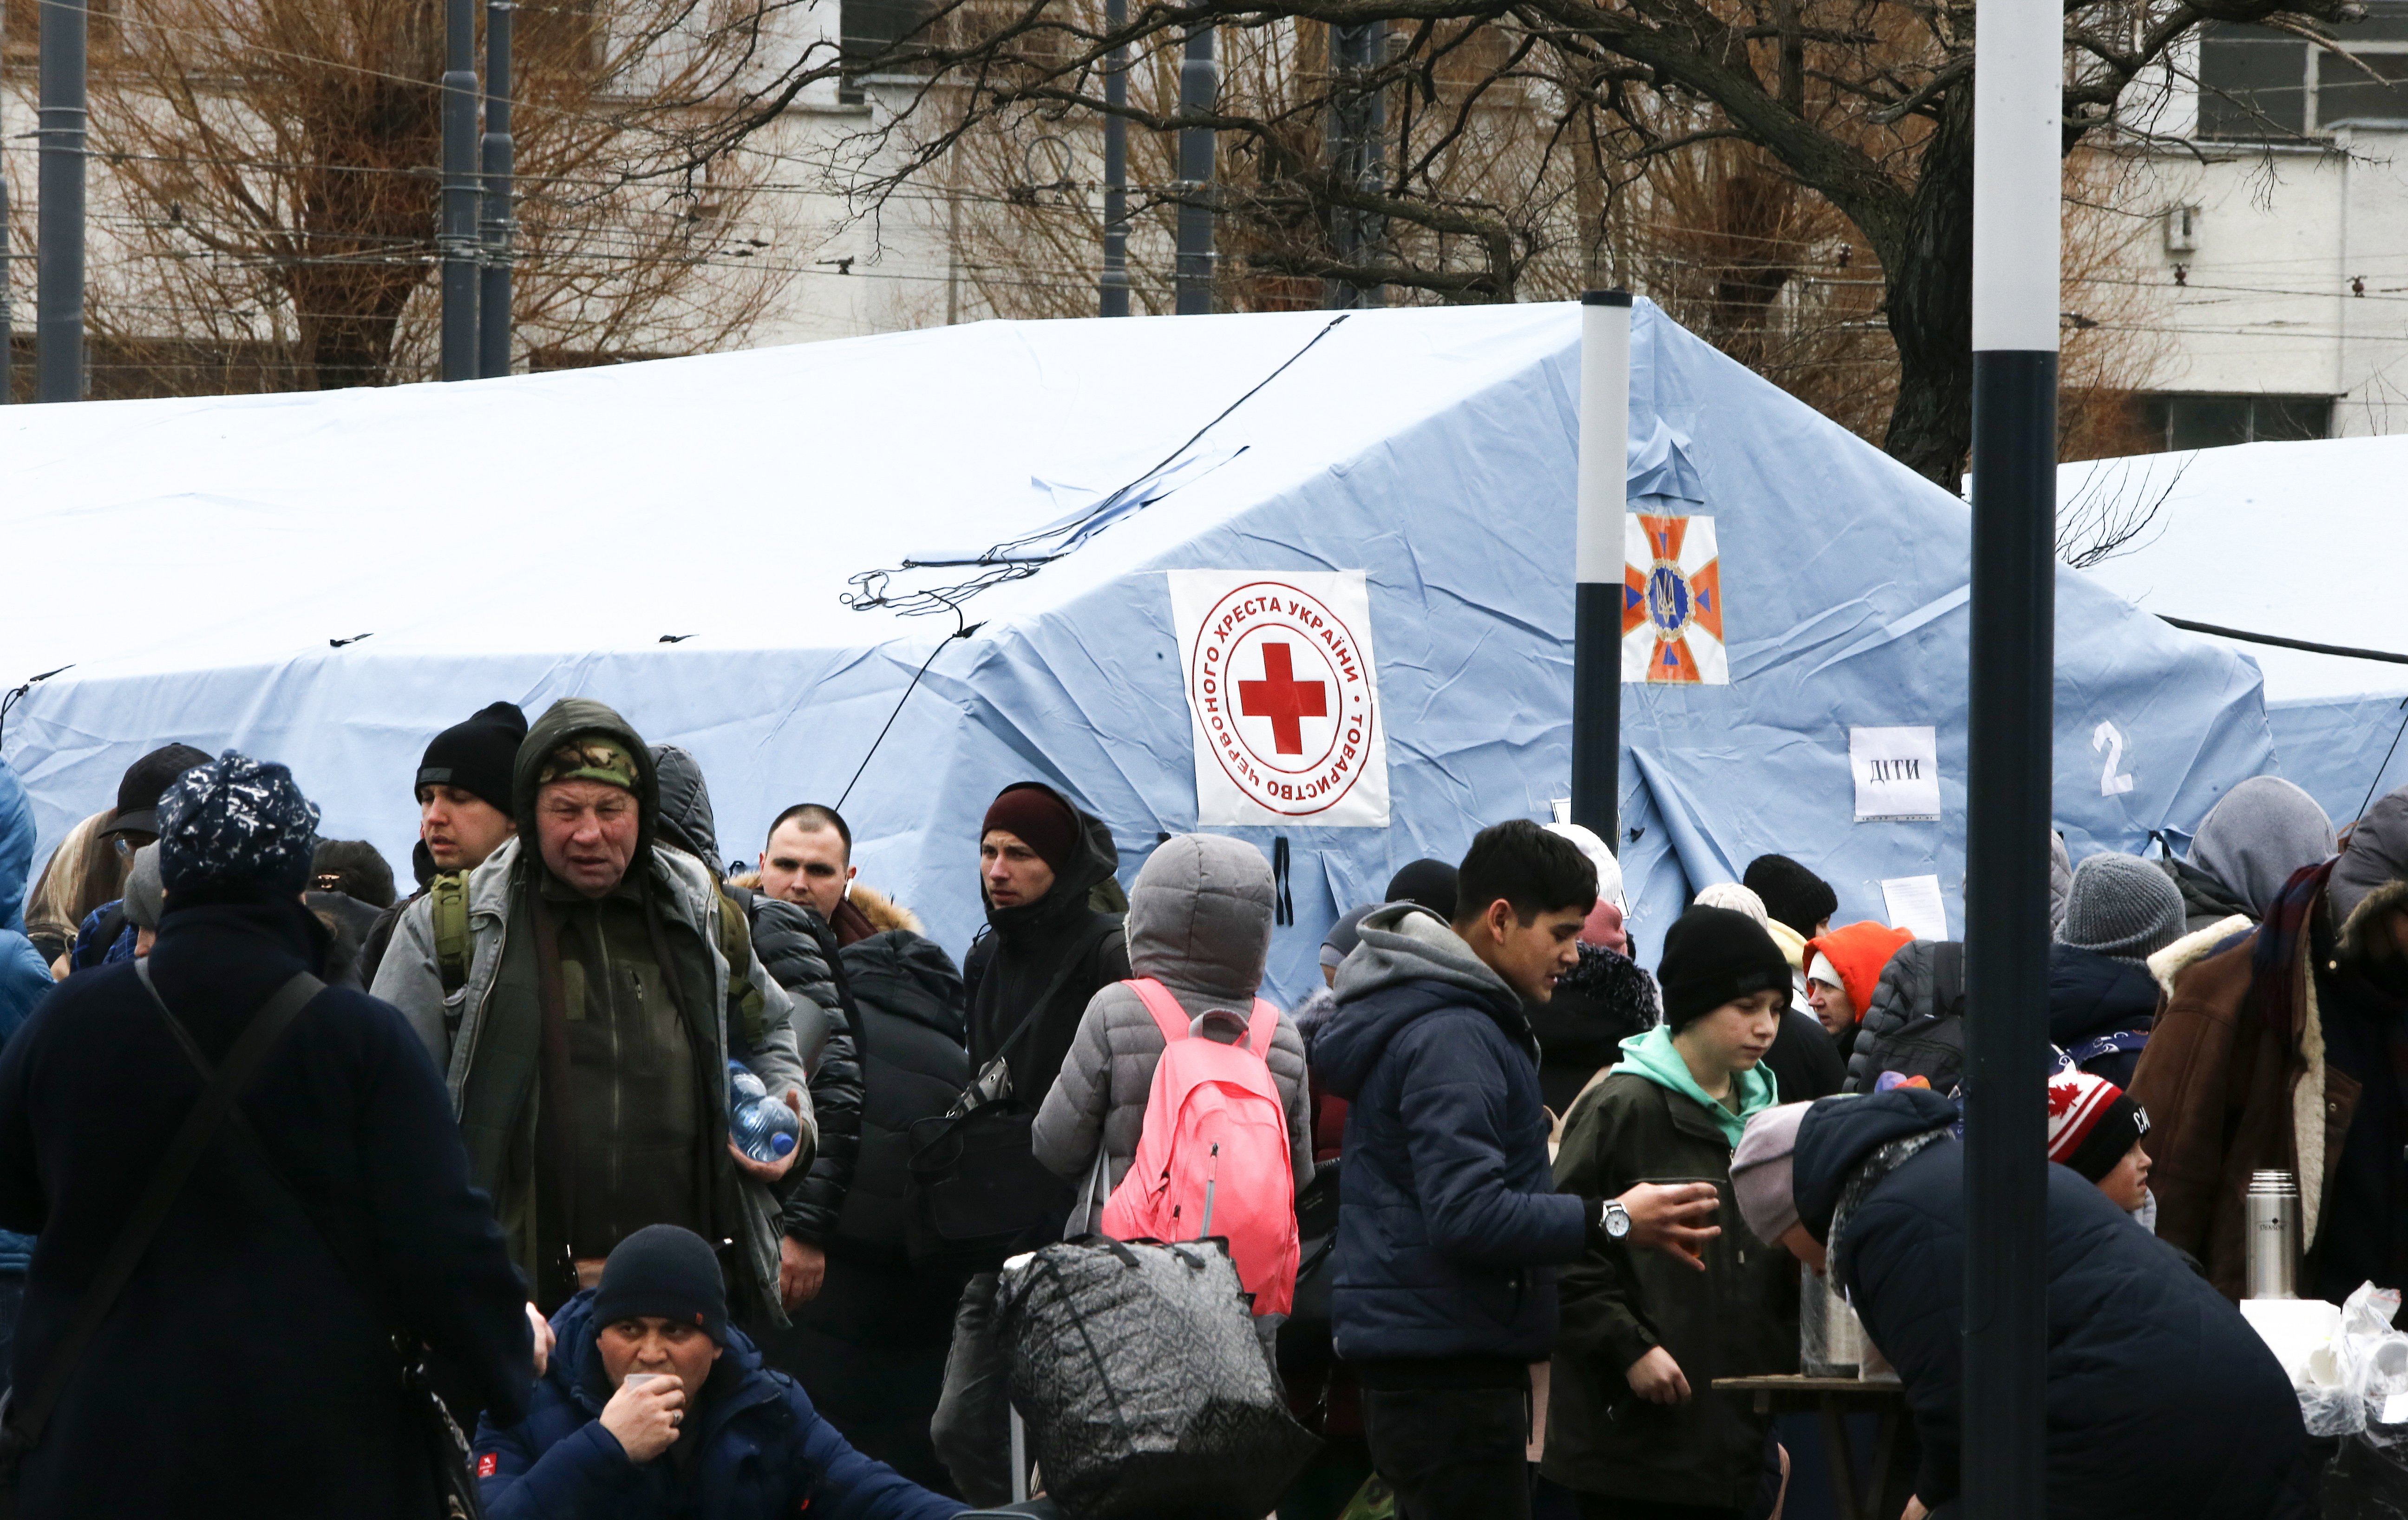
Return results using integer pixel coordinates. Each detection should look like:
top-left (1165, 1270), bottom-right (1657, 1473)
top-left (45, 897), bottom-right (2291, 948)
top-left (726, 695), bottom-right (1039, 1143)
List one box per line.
top-left (1167, 570), bottom-right (1391, 827)
top-left (1623, 512), bottom-right (1729, 684)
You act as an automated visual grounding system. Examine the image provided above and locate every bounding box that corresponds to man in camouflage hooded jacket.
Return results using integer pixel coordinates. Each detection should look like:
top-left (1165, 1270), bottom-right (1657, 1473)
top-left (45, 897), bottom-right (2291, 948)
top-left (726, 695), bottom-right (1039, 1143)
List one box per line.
top-left (373, 698), bottom-right (813, 1326)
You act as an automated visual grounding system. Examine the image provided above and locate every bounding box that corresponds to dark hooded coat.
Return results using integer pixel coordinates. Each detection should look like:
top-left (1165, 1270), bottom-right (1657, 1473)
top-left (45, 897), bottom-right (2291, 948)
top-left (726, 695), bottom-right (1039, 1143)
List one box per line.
top-left (0, 893), bottom-right (534, 1518)
top-left (1313, 904), bottom-right (1587, 1366)
top-left (475, 1290), bottom-right (962, 1520)
top-left (960, 784), bottom-right (1129, 1113)
top-left (1793, 1089), bottom-right (2311, 1520)
top-left (2046, 942), bottom-right (2160, 1087)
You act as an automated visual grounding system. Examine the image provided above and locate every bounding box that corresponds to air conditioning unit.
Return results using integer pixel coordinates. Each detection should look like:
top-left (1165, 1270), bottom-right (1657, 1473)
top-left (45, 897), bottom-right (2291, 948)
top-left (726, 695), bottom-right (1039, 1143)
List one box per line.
top-left (2165, 205), bottom-right (2201, 254)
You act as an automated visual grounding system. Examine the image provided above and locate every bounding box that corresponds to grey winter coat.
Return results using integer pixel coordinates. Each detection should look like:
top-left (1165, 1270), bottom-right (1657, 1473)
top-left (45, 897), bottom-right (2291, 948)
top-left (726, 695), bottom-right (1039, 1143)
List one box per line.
top-left (1030, 833), bottom-right (1311, 1196)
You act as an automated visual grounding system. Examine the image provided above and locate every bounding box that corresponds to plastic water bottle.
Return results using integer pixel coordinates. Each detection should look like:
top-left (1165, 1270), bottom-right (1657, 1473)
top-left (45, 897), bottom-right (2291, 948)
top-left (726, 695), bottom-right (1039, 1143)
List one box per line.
top-left (728, 1061), bottom-right (799, 1165)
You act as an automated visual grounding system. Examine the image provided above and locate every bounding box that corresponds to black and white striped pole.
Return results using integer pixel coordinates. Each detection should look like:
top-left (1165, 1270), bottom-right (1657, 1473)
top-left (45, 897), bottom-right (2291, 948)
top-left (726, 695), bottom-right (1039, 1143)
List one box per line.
top-left (1572, 289), bottom-right (1632, 845)
top-left (1961, 0), bottom-right (2058, 1507)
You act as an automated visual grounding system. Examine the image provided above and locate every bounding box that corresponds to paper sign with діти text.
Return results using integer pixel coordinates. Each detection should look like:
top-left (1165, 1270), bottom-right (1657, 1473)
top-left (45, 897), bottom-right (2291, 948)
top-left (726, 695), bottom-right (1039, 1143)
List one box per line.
top-left (1851, 726), bottom-right (1941, 822)
top-left (1166, 570), bottom-right (1390, 828)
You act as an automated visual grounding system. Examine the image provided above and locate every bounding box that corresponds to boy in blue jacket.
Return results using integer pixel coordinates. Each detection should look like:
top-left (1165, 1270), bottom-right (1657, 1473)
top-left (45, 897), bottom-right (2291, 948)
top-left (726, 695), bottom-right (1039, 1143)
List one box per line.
top-left (1314, 821), bottom-right (1722, 1520)
top-left (475, 1225), bottom-right (965, 1520)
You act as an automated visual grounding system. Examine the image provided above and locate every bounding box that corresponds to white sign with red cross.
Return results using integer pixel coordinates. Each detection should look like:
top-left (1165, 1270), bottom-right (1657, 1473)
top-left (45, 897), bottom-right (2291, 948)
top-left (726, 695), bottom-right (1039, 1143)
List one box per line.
top-left (1167, 570), bottom-right (1391, 828)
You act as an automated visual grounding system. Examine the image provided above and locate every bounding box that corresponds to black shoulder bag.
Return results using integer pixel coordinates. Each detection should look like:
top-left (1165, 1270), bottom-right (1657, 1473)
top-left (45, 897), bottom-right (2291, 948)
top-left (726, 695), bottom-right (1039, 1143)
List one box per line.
top-left (133, 962), bottom-right (481, 1520)
top-left (903, 930), bottom-right (1108, 1267)
top-left (0, 963), bottom-right (324, 1511)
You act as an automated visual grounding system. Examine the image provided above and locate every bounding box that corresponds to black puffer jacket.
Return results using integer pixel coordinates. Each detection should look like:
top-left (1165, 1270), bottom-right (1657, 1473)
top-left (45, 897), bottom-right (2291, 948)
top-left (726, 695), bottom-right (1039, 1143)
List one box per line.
top-left (747, 895), bottom-right (864, 1248)
top-left (1842, 940), bottom-right (1963, 1094)
top-left (1526, 942), bottom-right (1659, 1114)
top-left (1794, 1089), bottom-right (2312, 1520)
top-left (832, 929), bottom-right (969, 1253)
top-left (2047, 943), bottom-right (2159, 1087)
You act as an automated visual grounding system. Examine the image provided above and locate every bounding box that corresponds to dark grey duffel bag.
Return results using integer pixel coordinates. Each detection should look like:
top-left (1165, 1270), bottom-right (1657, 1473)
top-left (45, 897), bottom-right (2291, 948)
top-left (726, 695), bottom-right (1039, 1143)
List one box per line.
top-left (996, 1237), bottom-right (1317, 1519)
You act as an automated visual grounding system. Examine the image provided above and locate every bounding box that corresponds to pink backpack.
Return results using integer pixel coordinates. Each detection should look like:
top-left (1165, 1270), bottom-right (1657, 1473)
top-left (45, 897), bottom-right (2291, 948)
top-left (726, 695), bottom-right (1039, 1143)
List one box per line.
top-left (1097, 978), bottom-right (1300, 1317)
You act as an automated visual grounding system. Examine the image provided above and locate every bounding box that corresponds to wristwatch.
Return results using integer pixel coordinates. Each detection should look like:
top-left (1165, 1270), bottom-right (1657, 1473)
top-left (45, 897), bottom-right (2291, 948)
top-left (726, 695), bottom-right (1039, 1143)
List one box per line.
top-left (1601, 1199), bottom-right (1633, 1240)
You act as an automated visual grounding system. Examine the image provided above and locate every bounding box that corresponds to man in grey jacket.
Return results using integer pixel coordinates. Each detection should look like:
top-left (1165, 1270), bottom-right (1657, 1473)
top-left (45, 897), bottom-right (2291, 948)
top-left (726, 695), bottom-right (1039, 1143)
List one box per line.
top-left (1032, 832), bottom-right (1312, 1202)
top-left (370, 698), bottom-right (813, 1325)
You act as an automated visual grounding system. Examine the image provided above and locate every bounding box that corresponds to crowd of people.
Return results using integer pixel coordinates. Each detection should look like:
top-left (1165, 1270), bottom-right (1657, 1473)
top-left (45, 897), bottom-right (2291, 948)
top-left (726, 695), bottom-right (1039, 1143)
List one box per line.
top-left (0, 697), bottom-right (2393, 1520)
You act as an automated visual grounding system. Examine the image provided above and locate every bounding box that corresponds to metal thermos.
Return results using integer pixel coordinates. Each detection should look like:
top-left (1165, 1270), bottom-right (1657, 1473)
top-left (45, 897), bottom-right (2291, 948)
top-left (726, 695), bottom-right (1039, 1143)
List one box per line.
top-left (1800, 1263), bottom-right (1864, 1376)
top-left (2246, 1169), bottom-right (2301, 1300)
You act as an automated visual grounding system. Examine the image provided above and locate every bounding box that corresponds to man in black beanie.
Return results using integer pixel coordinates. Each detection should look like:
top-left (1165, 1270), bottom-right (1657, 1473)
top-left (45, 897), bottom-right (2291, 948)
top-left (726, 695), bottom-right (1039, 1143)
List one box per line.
top-left (359, 701), bottom-right (526, 986)
top-left (475, 1224), bottom-right (964, 1519)
top-left (1743, 854), bottom-right (1838, 941)
top-left (416, 701), bottom-right (528, 877)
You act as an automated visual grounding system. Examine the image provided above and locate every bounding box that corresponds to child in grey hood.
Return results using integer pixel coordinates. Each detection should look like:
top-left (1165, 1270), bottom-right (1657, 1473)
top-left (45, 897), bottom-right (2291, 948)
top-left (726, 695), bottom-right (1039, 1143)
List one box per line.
top-left (1033, 832), bottom-right (1311, 1196)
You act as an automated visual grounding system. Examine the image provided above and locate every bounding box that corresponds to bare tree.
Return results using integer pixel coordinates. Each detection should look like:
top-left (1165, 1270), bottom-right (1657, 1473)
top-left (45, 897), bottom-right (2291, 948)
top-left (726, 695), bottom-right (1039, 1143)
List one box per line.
top-left (62, 0), bottom-right (794, 392)
top-left (708, 0), bottom-right (2352, 484)
top-left (920, 17), bottom-right (2166, 459)
top-left (2056, 451), bottom-right (2187, 568)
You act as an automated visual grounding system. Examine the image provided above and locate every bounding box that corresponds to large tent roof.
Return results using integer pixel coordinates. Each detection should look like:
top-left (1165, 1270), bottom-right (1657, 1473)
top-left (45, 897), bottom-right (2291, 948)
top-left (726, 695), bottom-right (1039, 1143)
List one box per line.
top-left (2, 303), bottom-right (2281, 994)
top-left (2059, 438), bottom-right (2408, 826)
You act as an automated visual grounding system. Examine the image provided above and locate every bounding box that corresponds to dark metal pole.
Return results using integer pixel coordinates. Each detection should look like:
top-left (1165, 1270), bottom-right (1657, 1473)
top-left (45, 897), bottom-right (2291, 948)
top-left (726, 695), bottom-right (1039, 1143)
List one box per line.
top-left (441, 0), bottom-right (481, 381)
top-left (478, 0), bottom-right (515, 377)
top-left (1572, 290), bottom-right (1632, 845)
top-left (1173, 25), bottom-right (1215, 316)
top-left (1962, 0), bottom-right (2058, 1508)
top-left (0, 0), bottom-right (13, 404)
top-left (1098, 0), bottom-right (1128, 316)
top-left (36, 0), bottom-right (86, 403)
top-left (1325, 23), bottom-right (1384, 310)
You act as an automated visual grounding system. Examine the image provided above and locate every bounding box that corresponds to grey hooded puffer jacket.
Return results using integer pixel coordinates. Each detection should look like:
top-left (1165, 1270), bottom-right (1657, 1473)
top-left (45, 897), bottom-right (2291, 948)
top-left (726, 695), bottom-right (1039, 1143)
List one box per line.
top-left (1030, 833), bottom-right (1312, 1196)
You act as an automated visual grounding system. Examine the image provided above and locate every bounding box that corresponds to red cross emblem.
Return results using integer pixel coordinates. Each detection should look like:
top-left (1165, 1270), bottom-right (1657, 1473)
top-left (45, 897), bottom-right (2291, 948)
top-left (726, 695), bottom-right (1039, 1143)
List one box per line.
top-left (1238, 643), bottom-right (1328, 755)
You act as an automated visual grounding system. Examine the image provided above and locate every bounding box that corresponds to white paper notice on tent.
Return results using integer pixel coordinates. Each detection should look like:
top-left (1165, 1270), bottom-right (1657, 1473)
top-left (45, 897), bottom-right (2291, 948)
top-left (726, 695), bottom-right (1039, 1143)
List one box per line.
top-left (1167, 570), bottom-right (1391, 827)
top-left (1851, 726), bottom-right (1940, 821)
top-left (1882, 875), bottom-right (1949, 940)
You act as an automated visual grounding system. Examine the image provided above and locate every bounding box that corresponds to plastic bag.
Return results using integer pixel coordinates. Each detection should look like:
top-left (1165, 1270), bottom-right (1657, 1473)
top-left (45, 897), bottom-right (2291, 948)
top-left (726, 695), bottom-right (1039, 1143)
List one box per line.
top-left (2347, 1284), bottom-right (2408, 1447)
top-left (997, 1237), bottom-right (1317, 1519)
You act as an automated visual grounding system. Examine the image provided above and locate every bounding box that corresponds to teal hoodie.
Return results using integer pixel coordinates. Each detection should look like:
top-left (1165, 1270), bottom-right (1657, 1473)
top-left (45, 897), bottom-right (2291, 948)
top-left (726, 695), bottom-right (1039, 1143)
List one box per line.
top-left (1613, 1025), bottom-right (1777, 1146)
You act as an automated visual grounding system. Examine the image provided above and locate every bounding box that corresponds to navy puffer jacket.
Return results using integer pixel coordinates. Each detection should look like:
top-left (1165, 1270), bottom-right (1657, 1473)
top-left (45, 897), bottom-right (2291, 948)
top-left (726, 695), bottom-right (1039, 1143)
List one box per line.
top-left (1794, 1090), bottom-right (2311, 1520)
top-left (1314, 904), bottom-right (1587, 1364)
top-left (476, 1290), bottom-right (963, 1520)
top-left (2046, 943), bottom-right (2159, 1086)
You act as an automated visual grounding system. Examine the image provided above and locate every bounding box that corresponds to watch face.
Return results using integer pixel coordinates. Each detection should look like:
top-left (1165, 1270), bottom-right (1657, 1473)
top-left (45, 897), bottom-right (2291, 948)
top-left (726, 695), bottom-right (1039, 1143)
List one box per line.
top-left (1604, 1205), bottom-right (1630, 1238)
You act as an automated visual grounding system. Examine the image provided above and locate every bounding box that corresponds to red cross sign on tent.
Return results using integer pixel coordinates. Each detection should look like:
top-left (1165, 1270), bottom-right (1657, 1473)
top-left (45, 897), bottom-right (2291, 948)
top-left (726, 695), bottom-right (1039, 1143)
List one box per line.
top-left (1167, 570), bottom-right (1392, 827)
top-left (1622, 512), bottom-right (1729, 684)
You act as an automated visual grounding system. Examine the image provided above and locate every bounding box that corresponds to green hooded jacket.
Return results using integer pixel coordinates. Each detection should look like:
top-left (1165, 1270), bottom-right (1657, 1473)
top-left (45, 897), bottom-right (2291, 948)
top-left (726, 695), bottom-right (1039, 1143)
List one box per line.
top-left (370, 697), bottom-right (812, 1324)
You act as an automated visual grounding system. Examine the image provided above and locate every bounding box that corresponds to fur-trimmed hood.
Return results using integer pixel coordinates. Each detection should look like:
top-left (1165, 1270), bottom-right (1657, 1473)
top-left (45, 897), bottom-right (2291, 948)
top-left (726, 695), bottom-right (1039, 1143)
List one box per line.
top-left (726, 873), bottom-right (922, 937)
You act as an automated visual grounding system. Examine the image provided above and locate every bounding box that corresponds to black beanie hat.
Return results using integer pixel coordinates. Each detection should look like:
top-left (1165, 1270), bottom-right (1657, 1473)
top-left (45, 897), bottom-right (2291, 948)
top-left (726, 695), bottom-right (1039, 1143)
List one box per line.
top-left (1657, 906), bottom-right (1793, 1030)
top-left (1385, 858), bottom-right (1460, 922)
top-left (590, 1225), bottom-right (728, 1346)
top-left (1743, 854), bottom-right (1839, 938)
top-left (415, 701), bottom-right (527, 816)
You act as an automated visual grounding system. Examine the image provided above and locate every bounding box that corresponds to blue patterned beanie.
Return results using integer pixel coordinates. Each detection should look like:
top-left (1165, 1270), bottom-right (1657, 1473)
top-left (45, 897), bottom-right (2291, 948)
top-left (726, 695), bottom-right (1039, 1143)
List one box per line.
top-left (157, 751), bottom-right (321, 897)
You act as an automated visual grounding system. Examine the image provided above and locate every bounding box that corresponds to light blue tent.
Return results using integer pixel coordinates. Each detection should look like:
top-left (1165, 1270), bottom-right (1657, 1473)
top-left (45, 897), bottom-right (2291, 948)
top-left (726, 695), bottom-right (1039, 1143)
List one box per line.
top-left (0, 301), bottom-right (2275, 997)
top-left (2065, 439), bottom-right (2408, 835)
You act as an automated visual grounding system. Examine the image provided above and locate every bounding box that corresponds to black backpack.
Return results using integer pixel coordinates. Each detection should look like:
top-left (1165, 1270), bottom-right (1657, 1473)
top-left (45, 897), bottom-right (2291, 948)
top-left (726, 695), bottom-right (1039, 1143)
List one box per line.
top-left (1845, 941), bottom-right (1969, 1095)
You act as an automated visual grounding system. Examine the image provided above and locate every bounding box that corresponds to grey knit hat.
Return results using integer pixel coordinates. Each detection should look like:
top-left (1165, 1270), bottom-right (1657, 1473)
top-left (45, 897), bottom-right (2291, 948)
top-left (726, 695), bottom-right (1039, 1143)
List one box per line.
top-left (122, 844), bottom-right (165, 931)
top-left (2060, 852), bottom-right (2186, 963)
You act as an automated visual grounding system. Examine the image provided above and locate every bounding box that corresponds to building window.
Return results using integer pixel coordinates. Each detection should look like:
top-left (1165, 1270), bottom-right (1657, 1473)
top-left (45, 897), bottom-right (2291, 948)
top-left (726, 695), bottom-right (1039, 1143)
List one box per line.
top-left (2198, 8), bottom-right (2408, 138)
top-left (838, 0), bottom-right (936, 102)
top-left (2198, 25), bottom-right (2311, 138)
top-left (2134, 393), bottom-right (2333, 452)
